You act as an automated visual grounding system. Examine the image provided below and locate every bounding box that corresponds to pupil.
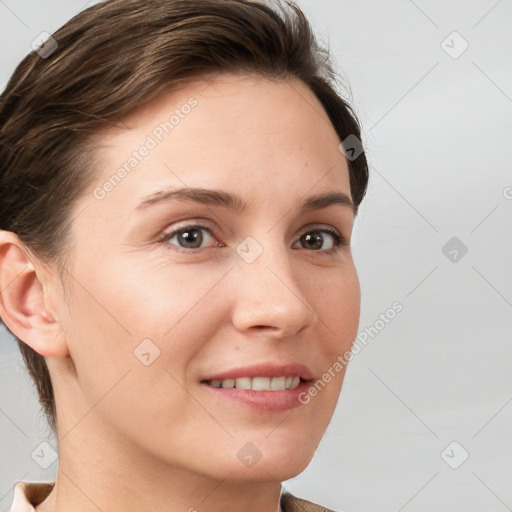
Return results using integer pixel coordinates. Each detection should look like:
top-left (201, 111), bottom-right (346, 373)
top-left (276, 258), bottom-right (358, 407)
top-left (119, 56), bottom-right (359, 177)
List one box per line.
top-left (304, 233), bottom-right (322, 250)
top-left (180, 229), bottom-right (202, 248)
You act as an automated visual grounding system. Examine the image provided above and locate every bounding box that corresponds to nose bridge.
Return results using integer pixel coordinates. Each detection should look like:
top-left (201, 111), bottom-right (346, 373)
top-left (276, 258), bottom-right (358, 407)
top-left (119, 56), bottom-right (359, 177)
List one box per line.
top-left (230, 233), bottom-right (317, 336)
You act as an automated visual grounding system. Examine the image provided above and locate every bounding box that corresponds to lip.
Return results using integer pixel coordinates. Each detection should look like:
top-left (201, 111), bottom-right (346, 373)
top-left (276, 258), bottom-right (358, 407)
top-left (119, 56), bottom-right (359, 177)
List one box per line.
top-left (200, 362), bottom-right (314, 382)
top-left (200, 363), bottom-right (314, 413)
top-left (202, 381), bottom-right (313, 412)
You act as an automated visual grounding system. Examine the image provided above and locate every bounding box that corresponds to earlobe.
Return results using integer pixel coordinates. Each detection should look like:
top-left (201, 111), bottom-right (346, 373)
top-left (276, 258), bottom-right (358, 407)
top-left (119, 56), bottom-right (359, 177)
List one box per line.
top-left (0, 231), bottom-right (69, 357)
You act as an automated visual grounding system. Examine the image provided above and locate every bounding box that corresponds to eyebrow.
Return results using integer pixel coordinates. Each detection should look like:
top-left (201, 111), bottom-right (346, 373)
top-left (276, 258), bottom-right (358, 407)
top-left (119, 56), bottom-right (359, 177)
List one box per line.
top-left (136, 187), bottom-right (355, 215)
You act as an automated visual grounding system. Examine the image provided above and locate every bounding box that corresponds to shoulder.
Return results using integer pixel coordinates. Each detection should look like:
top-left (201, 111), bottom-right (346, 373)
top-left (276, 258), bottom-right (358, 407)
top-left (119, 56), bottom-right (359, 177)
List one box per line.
top-left (10, 482), bottom-right (338, 512)
top-left (9, 481), bottom-right (55, 512)
top-left (280, 490), bottom-right (339, 512)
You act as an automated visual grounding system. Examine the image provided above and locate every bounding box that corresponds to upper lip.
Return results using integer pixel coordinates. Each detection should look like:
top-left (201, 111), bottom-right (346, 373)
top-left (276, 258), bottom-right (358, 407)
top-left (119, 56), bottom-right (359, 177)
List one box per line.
top-left (201, 363), bottom-right (314, 382)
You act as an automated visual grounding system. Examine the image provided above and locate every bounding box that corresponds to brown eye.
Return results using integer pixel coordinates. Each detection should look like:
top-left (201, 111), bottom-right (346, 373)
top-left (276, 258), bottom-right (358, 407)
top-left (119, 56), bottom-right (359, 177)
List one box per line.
top-left (300, 232), bottom-right (324, 250)
top-left (175, 228), bottom-right (205, 249)
top-left (294, 228), bottom-right (347, 252)
top-left (161, 224), bottom-right (218, 251)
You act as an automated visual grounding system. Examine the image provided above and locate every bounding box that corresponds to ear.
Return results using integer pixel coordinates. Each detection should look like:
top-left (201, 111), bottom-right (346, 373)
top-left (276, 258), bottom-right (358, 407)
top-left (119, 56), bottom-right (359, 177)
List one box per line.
top-left (0, 230), bottom-right (69, 357)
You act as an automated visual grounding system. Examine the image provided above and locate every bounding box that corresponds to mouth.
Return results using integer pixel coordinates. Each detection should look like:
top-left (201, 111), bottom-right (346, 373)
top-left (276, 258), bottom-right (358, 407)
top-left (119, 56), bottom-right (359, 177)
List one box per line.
top-left (199, 363), bottom-right (314, 412)
top-left (202, 375), bottom-right (305, 390)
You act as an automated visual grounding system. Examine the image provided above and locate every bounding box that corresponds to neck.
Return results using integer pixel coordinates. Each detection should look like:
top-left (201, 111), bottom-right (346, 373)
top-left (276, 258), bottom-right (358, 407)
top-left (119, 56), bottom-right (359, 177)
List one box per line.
top-left (36, 426), bottom-right (283, 512)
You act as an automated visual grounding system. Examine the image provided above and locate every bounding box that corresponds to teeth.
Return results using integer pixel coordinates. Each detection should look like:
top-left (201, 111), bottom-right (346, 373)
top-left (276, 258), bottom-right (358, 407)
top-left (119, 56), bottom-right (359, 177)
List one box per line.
top-left (221, 379), bottom-right (235, 389)
top-left (235, 377), bottom-right (252, 389)
top-left (208, 376), bottom-right (302, 391)
top-left (271, 376), bottom-right (286, 390)
top-left (251, 377), bottom-right (270, 390)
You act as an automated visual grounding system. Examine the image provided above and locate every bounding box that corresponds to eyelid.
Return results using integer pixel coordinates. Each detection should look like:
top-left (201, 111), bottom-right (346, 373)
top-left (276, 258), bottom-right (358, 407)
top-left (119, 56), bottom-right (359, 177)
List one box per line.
top-left (296, 223), bottom-right (347, 243)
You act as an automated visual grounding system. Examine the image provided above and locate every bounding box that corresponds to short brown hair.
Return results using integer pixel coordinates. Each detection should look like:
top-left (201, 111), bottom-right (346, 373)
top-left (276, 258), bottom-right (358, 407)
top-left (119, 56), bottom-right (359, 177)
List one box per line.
top-left (0, 0), bottom-right (369, 435)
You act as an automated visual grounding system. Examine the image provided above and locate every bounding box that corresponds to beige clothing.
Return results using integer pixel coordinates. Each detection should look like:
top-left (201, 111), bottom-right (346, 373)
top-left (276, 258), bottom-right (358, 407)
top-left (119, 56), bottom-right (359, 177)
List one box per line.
top-left (9, 481), bottom-right (336, 512)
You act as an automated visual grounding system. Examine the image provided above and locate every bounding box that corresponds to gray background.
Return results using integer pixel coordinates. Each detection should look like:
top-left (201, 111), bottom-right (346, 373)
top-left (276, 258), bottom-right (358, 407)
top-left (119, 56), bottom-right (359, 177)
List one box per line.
top-left (1, 1), bottom-right (511, 511)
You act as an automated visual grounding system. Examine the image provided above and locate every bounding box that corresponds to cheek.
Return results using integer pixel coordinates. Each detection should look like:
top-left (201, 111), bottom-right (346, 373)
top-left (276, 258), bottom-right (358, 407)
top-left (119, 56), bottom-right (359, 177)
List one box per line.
top-left (300, 265), bottom-right (360, 406)
top-left (315, 264), bottom-right (361, 350)
top-left (115, 267), bottom-right (233, 390)
top-left (58, 271), bottom-right (206, 437)
top-left (61, 259), bottom-right (227, 381)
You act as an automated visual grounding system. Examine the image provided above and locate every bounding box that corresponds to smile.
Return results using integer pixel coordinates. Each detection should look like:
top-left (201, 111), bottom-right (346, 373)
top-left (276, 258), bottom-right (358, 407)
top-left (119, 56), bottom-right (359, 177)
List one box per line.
top-left (204, 376), bottom-right (302, 391)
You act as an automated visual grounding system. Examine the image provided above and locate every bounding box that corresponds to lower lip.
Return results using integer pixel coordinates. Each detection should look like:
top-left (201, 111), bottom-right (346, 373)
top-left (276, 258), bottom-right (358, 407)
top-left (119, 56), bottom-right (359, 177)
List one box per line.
top-left (201, 380), bottom-right (313, 412)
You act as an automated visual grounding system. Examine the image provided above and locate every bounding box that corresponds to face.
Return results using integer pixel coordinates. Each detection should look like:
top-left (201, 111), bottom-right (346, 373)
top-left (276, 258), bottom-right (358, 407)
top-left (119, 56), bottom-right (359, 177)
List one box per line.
top-left (51, 73), bottom-right (360, 482)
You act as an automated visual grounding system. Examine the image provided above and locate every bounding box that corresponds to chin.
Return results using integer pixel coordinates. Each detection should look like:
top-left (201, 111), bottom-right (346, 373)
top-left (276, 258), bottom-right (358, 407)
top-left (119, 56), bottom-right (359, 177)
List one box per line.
top-left (223, 454), bottom-right (314, 484)
top-left (215, 436), bottom-right (318, 483)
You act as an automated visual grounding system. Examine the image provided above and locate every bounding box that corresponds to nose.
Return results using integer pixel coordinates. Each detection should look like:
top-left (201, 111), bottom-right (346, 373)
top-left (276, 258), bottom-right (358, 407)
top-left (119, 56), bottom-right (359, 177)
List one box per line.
top-left (230, 240), bottom-right (318, 339)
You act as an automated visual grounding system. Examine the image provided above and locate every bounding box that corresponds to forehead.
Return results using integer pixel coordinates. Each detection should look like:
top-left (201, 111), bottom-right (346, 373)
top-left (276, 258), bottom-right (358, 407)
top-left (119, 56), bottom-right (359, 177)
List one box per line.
top-left (87, 73), bottom-right (351, 210)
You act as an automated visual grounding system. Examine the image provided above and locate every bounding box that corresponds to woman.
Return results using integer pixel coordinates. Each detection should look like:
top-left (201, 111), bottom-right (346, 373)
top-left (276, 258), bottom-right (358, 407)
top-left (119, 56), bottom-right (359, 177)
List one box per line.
top-left (0, 0), bottom-right (369, 510)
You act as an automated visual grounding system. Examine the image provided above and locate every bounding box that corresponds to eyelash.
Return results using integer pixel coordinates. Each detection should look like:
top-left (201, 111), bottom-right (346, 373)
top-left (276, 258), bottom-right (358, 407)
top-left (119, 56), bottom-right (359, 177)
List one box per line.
top-left (157, 222), bottom-right (348, 254)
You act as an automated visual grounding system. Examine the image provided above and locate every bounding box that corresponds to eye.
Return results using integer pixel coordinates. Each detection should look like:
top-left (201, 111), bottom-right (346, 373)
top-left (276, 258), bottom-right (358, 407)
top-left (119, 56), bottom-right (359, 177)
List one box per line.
top-left (293, 227), bottom-right (348, 253)
top-left (158, 223), bottom-right (348, 254)
top-left (159, 223), bottom-right (220, 252)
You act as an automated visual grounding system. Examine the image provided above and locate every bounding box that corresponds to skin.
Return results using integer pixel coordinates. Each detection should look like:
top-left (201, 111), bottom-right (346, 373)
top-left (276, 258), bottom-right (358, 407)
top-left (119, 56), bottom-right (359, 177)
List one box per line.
top-left (0, 73), bottom-right (360, 512)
